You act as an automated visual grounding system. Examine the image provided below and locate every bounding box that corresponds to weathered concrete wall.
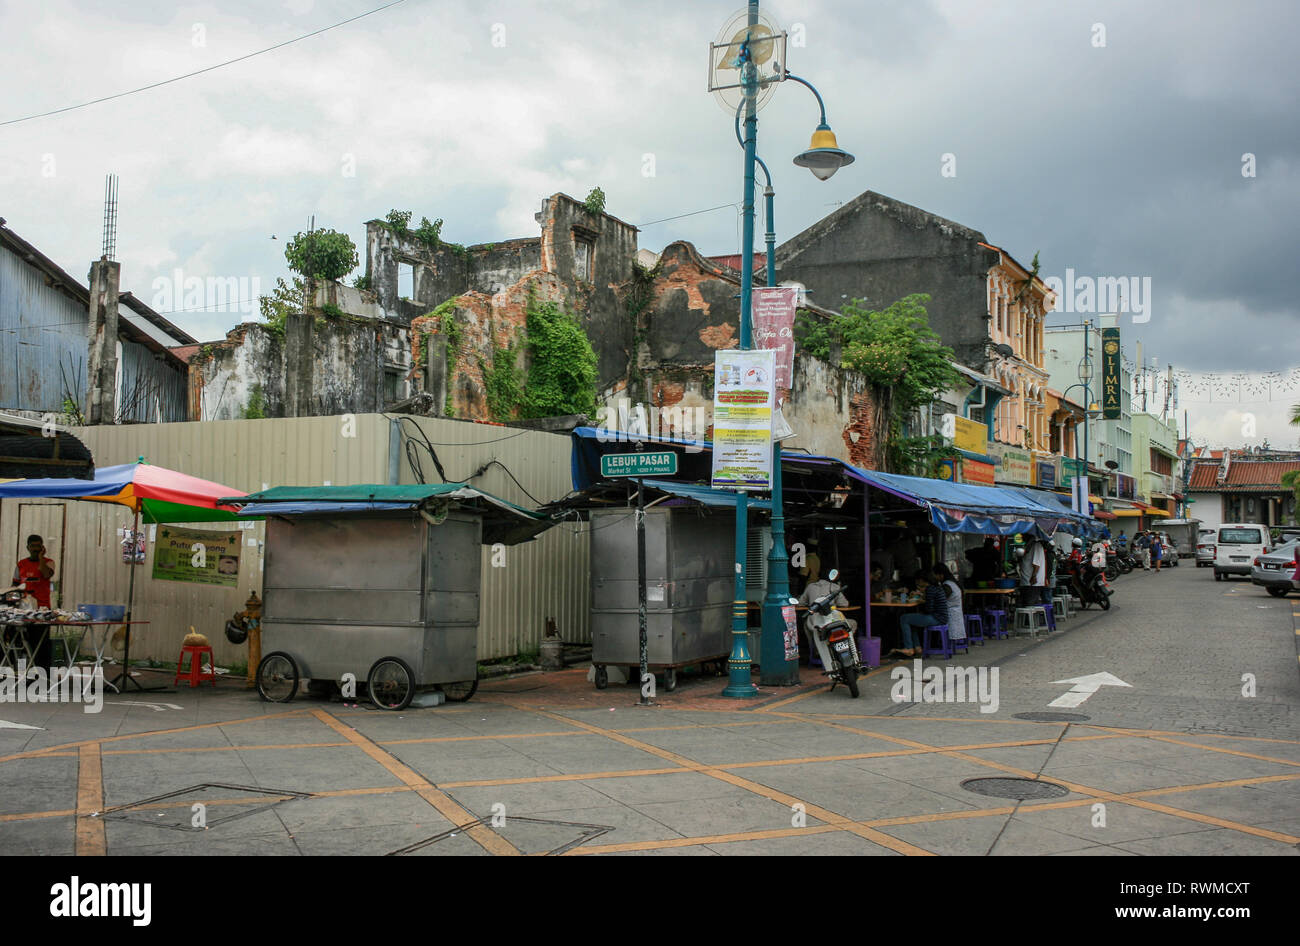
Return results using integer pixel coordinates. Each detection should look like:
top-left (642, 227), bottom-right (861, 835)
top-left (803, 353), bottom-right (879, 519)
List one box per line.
top-left (775, 190), bottom-right (999, 372)
top-left (189, 309), bottom-right (412, 420)
top-left (367, 194), bottom-right (639, 394)
top-left (603, 239), bottom-right (878, 465)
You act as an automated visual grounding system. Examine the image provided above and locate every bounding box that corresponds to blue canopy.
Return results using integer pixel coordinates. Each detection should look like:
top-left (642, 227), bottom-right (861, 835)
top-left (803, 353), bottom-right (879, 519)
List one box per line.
top-left (843, 469), bottom-right (1072, 537)
top-left (640, 479), bottom-right (771, 510)
top-left (568, 427), bottom-right (1089, 537)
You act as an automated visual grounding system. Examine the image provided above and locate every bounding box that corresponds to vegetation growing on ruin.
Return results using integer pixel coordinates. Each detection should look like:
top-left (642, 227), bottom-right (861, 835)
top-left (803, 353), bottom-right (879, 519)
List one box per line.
top-left (284, 228), bottom-right (359, 281)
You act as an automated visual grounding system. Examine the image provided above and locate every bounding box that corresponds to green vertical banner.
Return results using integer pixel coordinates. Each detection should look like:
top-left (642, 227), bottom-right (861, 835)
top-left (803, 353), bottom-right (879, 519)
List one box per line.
top-left (1101, 328), bottom-right (1122, 419)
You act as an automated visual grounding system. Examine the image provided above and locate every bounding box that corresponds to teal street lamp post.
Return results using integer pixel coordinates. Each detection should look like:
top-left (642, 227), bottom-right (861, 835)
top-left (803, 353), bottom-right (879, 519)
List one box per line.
top-left (721, 0), bottom-right (853, 697)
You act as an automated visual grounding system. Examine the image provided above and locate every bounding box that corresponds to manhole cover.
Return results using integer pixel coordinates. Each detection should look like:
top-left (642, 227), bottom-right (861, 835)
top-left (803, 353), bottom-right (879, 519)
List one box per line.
top-left (1013, 712), bottom-right (1091, 722)
top-left (100, 782), bottom-right (312, 832)
top-left (961, 777), bottom-right (1070, 800)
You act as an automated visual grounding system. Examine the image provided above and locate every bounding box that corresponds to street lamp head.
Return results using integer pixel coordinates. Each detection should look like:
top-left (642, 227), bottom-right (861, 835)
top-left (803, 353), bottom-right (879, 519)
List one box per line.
top-left (793, 122), bottom-right (854, 181)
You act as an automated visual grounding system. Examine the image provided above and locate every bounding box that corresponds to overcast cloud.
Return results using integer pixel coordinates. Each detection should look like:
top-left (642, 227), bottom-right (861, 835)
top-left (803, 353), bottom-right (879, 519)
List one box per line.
top-left (2, 0), bottom-right (1295, 448)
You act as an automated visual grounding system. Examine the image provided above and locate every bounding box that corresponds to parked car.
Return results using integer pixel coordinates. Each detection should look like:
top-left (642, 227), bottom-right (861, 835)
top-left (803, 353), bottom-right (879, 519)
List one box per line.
top-left (1272, 526), bottom-right (1300, 547)
top-left (1250, 540), bottom-right (1300, 597)
top-left (1195, 528), bottom-right (1216, 567)
top-left (1214, 523), bottom-right (1272, 581)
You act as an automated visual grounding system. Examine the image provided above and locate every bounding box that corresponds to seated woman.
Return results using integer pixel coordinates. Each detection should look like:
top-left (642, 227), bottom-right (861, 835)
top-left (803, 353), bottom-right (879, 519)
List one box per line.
top-left (890, 564), bottom-right (965, 659)
top-left (890, 572), bottom-right (942, 658)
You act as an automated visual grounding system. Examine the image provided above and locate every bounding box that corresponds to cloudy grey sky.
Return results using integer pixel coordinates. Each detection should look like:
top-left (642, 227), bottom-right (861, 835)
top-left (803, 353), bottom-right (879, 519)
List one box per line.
top-left (2, 0), bottom-right (1296, 448)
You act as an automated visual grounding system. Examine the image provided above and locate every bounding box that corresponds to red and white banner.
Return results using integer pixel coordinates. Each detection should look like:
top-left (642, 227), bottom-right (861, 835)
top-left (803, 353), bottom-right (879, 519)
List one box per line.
top-left (752, 286), bottom-right (798, 399)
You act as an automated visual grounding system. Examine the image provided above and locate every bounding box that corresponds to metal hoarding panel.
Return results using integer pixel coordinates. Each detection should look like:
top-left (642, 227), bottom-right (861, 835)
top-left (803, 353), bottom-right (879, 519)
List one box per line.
top-left (391, 416), bottom-right (590, 659)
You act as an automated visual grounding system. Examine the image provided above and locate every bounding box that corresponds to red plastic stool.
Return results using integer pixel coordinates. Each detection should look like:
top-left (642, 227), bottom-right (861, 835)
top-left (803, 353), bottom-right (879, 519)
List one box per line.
top-left (174, 645), bottom-right (216, 687)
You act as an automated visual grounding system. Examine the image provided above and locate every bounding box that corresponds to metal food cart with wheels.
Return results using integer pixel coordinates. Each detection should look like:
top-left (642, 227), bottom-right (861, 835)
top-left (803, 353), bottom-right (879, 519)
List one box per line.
top-left (588, 503), bottom-right (737, 692)
top-left (226, 484), bottom-right (548, 710)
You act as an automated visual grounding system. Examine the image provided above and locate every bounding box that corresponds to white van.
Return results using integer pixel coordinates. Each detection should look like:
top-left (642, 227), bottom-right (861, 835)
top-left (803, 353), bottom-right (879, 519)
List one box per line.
top-left (1213, 523), bottom-right (1271, 580)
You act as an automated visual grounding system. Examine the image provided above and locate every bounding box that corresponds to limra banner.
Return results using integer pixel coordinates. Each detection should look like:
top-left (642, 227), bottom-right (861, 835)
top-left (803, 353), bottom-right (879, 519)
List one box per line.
top-left (152, 526), bottom-right (243, 586)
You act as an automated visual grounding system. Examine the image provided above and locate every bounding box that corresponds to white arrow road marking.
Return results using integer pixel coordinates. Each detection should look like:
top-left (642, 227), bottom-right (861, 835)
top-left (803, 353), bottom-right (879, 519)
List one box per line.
top-left (0, 719), bottom-right (44, 729)
top-left (1049, 671), bottom-right (1132, 708)
top-left (111, 701), bottom-right (183, 712)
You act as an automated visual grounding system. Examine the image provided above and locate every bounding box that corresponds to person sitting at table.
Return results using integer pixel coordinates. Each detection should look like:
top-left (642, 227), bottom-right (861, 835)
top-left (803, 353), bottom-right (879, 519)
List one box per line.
top-left (869, 564), bottom-right (885, 600)
top-left (932, 562), bottom-right (966, 642)
top-left (11, 533), bottom-right (54, 672)
top-left (889, 571), bottom-right (947, 659)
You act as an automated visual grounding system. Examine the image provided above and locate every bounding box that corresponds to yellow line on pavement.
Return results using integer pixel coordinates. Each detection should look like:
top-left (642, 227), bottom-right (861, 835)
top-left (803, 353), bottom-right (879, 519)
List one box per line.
top-left (74, 743), bottom-right (105, 857)
top-left (0, 707), bottom-right (314, 764)
top-left (309, 708), bottom-right (520, 856)
top-left (533, 709), bottom-right (934, 856)
top-left (770, 712), bottom-right (1300, 846)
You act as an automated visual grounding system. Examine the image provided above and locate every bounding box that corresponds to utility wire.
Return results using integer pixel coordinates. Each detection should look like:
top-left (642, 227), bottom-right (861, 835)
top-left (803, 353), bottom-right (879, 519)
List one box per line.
top-left (635, 203), bottom-right (739, 228)
top-left (1, 0), bottom-right (411, 127)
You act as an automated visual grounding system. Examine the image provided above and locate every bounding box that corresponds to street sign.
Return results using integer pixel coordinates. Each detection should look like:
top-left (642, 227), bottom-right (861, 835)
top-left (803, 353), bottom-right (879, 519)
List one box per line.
top-left (601, 452), bottom-right (678, 478)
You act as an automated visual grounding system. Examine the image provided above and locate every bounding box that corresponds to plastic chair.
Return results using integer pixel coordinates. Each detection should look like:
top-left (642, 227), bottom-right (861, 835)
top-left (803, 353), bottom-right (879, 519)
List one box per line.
top-left (964, 613), bottom-right (986, 645)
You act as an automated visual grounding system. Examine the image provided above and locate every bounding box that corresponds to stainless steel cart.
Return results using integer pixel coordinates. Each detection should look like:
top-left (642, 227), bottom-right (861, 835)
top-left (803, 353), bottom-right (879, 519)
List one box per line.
top-left (255, 509), bottom-right (483, 709)
top-left (588, 506), bottom-right (734, 691)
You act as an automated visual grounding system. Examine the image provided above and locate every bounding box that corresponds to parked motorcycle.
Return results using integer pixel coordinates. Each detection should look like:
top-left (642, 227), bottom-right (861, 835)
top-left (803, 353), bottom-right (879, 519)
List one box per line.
top-left (797, 569), bottom-right (861, 698)
top-left (1068, 559), bottom-right (1113, 611)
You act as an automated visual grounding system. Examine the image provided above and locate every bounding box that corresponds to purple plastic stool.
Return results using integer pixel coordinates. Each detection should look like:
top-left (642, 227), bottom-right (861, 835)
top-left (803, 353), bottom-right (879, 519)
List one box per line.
top-left (983, 609), bottom-right (1009, 639)
top-left (964, 613), bottom-right (986, 645)
top-left (922, 624), bottom-right (953, 659)
top-left (1043, 602), bottom-right (1057, 631)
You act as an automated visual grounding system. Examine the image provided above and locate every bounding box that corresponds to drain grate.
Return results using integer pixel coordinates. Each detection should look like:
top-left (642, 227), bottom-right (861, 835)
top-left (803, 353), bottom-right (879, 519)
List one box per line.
top-left (1013, 712), bottom-right (1091, 722)
top-left (100, 782), bottom-right (312, 832)
top-left (961, 777), bottom-right (1070, 800)
top-left (387, 816), bottom-right (613, 856)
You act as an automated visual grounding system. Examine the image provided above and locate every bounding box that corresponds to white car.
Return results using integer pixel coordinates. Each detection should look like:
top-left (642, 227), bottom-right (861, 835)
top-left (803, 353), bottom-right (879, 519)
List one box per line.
top-left (1213, 523), bottom-right (1272, 581)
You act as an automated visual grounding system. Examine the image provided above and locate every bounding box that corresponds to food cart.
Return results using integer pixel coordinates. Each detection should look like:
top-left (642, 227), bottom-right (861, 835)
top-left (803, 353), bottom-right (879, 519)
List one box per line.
top-left (228, 484), bottom-right (550, 710)
top-left (589, 504), bottom-right (736, 691)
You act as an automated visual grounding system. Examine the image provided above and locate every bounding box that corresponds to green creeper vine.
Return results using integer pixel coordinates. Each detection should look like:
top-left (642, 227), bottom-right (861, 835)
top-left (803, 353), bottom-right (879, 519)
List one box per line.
top-left (624, 259), bottom-right (661, 402)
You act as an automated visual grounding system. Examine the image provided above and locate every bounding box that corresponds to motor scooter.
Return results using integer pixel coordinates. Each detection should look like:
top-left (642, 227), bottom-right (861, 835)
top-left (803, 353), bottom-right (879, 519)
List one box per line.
top-left (1069, 555), bottom-right (1113, 610)
top-left (795, 569), bottom-right (861, 698)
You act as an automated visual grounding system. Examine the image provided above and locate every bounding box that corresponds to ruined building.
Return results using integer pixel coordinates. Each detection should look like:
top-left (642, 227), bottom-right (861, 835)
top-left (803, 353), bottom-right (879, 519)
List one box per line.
top-left (188, 192), bottom-right (898, 464)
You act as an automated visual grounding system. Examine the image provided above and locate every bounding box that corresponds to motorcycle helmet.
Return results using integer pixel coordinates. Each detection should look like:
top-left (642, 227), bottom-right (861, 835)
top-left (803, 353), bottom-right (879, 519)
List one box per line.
top-left (224, 618), bottom-right (248, 645)
top-left (1072, 537), bottom-right (1083, 547)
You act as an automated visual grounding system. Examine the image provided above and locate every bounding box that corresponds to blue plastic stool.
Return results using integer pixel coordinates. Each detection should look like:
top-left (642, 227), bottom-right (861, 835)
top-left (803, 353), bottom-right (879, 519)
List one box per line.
top-left (964, 613), bottom-right (986, 645)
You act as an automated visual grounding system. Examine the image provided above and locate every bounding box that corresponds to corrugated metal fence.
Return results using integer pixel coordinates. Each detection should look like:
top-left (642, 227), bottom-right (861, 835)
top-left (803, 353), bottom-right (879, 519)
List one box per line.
top-left (0, 414), bottom-right (589, 669)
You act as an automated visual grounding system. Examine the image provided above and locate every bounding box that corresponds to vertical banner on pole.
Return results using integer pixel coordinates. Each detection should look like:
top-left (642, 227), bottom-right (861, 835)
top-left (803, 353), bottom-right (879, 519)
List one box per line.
top-left (752, 286), bottom-right (798, 398)
top-left (711, 349), bottom-right (776, 490)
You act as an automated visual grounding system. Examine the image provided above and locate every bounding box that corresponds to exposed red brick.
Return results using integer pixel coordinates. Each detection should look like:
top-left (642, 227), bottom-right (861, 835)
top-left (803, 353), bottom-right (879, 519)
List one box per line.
top-left (844, 390), bottom-right (876, 469)
top-left (698, 323), bottom-right (737, 349)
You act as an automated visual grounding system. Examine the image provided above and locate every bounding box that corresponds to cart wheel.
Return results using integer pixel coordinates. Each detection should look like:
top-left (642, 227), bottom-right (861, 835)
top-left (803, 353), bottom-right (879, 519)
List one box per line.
top-left (368, 656), bottom-right (415, 711)
top-left (664, 668), bottom-right (677, 692)
top-left (256, 652), bottom-right (299, 703)
top-left (594, 665), bottom-right (608, 689)
top-left (442, 678), bottom-right (479, 702)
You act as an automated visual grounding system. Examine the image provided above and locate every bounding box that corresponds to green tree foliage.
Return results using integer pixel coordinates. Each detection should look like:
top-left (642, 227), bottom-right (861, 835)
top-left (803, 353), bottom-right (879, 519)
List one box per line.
top-left (520, 298), bottom-right (598, 418)
top-left (258, 277), bottom-right (306, 338)
top-left (795, 293), bottom-right (960, 473)
top-left (284, 228), bottom-right (359, 281)
top-left (583, 187), bottom-right (606, 216)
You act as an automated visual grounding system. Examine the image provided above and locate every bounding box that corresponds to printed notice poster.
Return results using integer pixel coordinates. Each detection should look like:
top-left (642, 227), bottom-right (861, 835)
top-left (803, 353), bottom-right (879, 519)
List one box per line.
top-left (151, 526), bottom-right (242, 586)
top-left (711, 348), bottom-right (776, 490)
top-left (782, 605), bottom-right (800, 661)
top-left (752, 286), bottom-right (798, 398)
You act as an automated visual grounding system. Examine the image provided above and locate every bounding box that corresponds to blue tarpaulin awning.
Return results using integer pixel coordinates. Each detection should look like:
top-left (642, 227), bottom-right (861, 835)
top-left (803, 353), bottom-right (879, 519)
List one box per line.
top-left (567, 427), bottom-right (1094, 537)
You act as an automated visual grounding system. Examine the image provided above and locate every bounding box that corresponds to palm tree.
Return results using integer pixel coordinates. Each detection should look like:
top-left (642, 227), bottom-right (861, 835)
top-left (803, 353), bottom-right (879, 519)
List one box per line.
top-left (1291, 402), bottom-right (1300, 427)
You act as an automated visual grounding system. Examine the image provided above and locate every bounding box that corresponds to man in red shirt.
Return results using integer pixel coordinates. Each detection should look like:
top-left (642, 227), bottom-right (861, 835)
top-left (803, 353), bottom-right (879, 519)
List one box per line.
top-left (11, 534), bottom-right (55, 671)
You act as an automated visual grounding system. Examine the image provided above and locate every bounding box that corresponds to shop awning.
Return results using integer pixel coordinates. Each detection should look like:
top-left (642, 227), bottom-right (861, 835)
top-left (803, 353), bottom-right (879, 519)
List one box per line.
top-left (1111, 508), bottom-right (1144, 517)
top-left (1093, 509), bottom-right (1118, 520)
top-left (842, 468), bottom-right (1073, 536)
top-left (638, 479), bottom-right (772, 510)
top-left (225, 483), bottom-right (551, 546)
